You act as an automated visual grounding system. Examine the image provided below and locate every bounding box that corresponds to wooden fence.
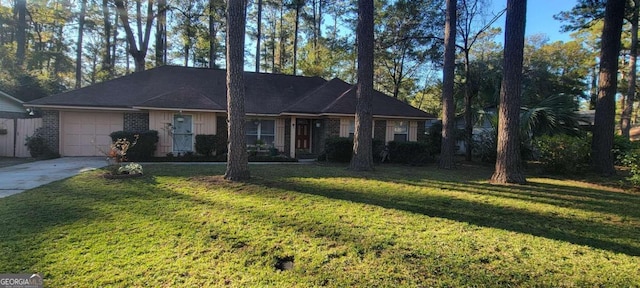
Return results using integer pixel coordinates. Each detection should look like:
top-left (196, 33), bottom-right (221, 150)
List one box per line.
top-left (0, 118), bottom-right (43, 157)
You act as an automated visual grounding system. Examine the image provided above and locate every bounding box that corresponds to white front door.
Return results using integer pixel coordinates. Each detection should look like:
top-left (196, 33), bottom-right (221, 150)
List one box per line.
top-left (172, 114), bottom-right (193, 154)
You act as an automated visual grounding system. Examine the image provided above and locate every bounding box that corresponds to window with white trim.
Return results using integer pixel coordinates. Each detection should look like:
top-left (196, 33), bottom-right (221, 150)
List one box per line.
top-left (393, 121), bottom-right (408, 142)
top-left (246, 119), bottom-right (275, 146)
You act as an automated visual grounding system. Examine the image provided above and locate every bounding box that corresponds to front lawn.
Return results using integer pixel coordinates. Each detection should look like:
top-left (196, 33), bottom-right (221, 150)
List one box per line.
top-left (0, 164), bottom-right (638, 286)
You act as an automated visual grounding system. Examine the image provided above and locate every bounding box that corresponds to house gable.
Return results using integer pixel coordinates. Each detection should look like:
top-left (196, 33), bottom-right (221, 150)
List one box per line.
top-left (0, 90), bottom-right (25, 114)
top-left (282, 78), bottom-right (435, 119)
top-left (134, 87), bottom-right (226, 111)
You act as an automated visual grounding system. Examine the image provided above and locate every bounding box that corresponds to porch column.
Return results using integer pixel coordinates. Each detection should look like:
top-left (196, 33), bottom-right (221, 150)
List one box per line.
top-left (289, 116), bottom-right (296, 158)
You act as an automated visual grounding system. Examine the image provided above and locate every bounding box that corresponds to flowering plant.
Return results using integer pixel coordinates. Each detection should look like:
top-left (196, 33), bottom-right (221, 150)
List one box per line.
top-left (95, 135), bottom-right (139, 164)
top-left (118, 162), bottom-right (143, 175)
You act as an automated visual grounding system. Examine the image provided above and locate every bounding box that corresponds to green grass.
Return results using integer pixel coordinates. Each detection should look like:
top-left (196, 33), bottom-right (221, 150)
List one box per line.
top-left (0, 163), bottom-right (638, 287)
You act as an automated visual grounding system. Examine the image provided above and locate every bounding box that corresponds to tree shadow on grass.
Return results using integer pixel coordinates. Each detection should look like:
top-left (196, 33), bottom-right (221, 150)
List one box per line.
top-left (253, 173), bottom-right (640, 256)
top-left (395, 177), bottom-right (640, 220)
top-left (0, 191), bottom-right (100, 271)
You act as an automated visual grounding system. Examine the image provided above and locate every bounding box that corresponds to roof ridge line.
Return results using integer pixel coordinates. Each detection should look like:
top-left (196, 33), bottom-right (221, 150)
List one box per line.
top-left (322, 84), bottom-right (355, 113)
top-left (281, 78), bottom-right (332, 112)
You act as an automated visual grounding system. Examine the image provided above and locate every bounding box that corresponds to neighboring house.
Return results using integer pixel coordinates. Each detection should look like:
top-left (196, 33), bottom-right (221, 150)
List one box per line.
top-left (576, 110), bottom-right (595, 130)
top-left (26, 66), bottom-right (435, 158)
top-left (425, 108), bottom-right (496, 154)
top-left (0, 90), bottom-right (42, 157)
top-left (0, 90), bottom-right (28, 118)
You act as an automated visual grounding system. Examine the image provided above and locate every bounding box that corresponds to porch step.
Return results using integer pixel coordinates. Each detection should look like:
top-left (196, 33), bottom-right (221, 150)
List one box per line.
top-left (297, 153), bottom-right (318, 160)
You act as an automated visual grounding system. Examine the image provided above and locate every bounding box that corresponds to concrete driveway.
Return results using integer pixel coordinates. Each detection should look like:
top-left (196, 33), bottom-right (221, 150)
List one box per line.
top-left (0, 157), bottom-right (107, 198)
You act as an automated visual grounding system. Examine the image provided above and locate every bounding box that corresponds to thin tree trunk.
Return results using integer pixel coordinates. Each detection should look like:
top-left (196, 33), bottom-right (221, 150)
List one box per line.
top-left (102, 0), bottom-right (112, 76)
top-left (115, 0), bottom-right (155, 72)
top-left (272, 19), bottom-right (276, 72)
top-left (278, 5), bottom-right (284, 73)
top-left (592, 0), bottom-right (625, 175)
top-left (622, 0), bottom-right (638, 138)
top-left (255, 0), bottom-right (262, 72)
top-left (112, 10), bottom-right (118, 75)
top-left (464, 50), bottom-right (473, 161)
top-left (75, 0), bottom-right (87, 89)
top-left (184, 15), bottom-right (191, 67)
top-left (54, 25), bottom-right (65, 75)
top-left (439, 0), bottom-right (457, 170)
top-left (590, 65), bottom-right (598, 110)
top-left (209, 0), bottom-right (217, 68)
top-left (349, 0), bottom-right (374, 171)
top-left (490, 0), bottom-right (527, 184)
top-left (224, 0), bottom-right (250, 180)
top-left (15, 0), bottom-right (26, 68)
top-left (156, 0), bottom-right (167, 67)
top-left (312, 0), bottom-right (318, 48)
top-left (292, 0), bottom-right (300, 75)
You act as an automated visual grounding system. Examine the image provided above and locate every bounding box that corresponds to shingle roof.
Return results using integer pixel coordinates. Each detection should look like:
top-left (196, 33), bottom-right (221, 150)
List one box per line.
top-left (135, 86), bottom-right (225, 111)
top-left (0, 90), bottom-right (23, 104)
top-left (284, 78), bottom-right (433, 118)
top-left (27, 66), bottom-right (434, 119)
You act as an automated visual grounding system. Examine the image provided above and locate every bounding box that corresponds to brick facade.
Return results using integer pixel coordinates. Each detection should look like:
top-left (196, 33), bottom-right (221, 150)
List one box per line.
top-left (374, 120), bottom-right (386, 141)
top-left (313, 119), bottom-right (328, 154)
top-left (123, 112), bottom-right (149, 132)
top-left (41, 110), bottom-right (59, 154)
top-left (216, 116), bottom-right (228, 152)
top-left (313, 118), bottom-right (339, 154)
top-left (326, 118), bottom-right (340, 138)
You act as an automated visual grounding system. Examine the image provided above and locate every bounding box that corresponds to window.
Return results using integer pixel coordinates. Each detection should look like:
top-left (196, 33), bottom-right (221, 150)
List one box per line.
top-left (246, 119), bottom-right (275, 147)
top-left (424, 119), bottom-right (438, 134)
top-left (393, 121), bottom-right (408, 142)
top-left (348, 119), bottom-right (375, 138)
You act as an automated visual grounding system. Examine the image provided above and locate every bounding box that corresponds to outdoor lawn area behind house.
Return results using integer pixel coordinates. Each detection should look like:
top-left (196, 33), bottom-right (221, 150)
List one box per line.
top-left (0, 163), bottom-right (638, 287)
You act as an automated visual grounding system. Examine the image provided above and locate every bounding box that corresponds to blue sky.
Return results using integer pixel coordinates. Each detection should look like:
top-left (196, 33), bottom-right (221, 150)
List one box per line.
top-left (491, 0), bottom-right (579, 42)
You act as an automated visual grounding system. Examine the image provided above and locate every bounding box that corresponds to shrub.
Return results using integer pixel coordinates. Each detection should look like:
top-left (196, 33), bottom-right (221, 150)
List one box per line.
top-left (195, 134), bottom-right (217, 156)
top-left (324, 137), bottom-right (353, 162)
top-left (322, 137), bottom-right (387, 163)
top-left (620, 150), bottom-right (640, 186)
top-left (387, 141), bottom-right (432, 165)
top-left (110, 130), bottom-right (159, 161)
top-left (472, 131), bottom-right (497, 163)
top-left (425, 122), bottom-right (442, 155)
top-left (613, 135), bottom-right (633, 165)
top-left (472, 130), bottom-right (537, 163)
top-left (25, 128), bottom-right (59, 159)
top-left (533, 134), bottom-right (590, 174)
top-left (118, 162), bottom-right (143, 175)
top-left (372, 139), bottom-right (386, 163)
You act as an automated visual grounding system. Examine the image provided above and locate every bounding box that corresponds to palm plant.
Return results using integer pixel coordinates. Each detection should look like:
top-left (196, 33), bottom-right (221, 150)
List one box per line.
top-left (472, 94), bottom-right (583, 162)
top-left (519, 94), bottom-right (582, 139)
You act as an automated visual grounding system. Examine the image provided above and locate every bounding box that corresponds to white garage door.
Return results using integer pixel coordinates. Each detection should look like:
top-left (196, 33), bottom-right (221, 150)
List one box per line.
top-left (61, 111), bottom-right (123, 156)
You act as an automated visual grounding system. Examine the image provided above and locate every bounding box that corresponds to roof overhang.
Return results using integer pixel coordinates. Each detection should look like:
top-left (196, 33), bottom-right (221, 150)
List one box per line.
top-left (319, 113), bottom-right (434, 120)
top-left (24, 104), bottom-right (138, 111)
top-left (0, 91), bottom-right (23, 105)
top-left (132, 106), bottom-right (226, 113)
top-left (279, 112), bottom-right (322, 117)
top-left (280, 112), bottom-right (434, 120)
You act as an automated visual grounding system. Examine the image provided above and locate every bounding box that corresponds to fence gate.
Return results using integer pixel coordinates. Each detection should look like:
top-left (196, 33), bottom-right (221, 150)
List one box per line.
top-left (0, 118), bottom-right (43, 157)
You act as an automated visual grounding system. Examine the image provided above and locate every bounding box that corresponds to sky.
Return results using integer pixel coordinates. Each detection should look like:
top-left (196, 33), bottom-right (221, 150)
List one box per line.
top-left (490, 0), bottom-right (579, 43)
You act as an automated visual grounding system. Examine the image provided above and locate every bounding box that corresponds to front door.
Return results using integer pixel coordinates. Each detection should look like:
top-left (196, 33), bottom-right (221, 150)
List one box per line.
top-left (295, 119), bottom-right (310, 150)
top-left (173, 114), bottom-right (193, 154)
